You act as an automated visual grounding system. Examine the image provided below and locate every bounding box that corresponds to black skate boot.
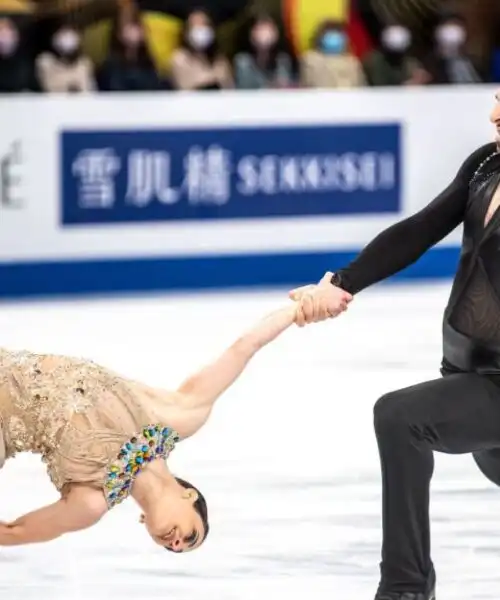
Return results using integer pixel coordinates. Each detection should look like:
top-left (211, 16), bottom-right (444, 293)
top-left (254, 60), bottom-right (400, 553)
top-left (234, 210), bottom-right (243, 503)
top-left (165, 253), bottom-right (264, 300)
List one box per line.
top-left (374, 591), bottom-right (435, 600)
top-left (375, 568), bottom-right (436, 600)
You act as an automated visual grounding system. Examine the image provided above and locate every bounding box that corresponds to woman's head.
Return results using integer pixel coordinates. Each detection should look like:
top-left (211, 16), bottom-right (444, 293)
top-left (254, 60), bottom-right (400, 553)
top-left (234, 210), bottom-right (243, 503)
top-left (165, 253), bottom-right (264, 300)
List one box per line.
top-left (183, 9), bottom-right (217, 57)
top-left (141, 476), bottom-right (209, 553)
top-left (0, 18), bottom-right (19, 57)
top-left (51, 24), bottom-right (82, 59)
top-left (110, 15), bottom-right (152, 65)
top-left (119, 20), bottom-right (145, 49)
top-left (380, 24), bottom-right (412, 54)
top-left (434, 14), bottom-right (467, 55)
top-left (313, 20), bottom-right (348, 55)
top-left (249, 15), bottom-right (279, 50)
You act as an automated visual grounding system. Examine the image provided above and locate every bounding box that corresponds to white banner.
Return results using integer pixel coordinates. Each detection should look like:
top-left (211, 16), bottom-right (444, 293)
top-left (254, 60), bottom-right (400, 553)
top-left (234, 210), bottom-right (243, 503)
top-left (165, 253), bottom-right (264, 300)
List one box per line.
top-left (0, 86), bottom-right (496, 263)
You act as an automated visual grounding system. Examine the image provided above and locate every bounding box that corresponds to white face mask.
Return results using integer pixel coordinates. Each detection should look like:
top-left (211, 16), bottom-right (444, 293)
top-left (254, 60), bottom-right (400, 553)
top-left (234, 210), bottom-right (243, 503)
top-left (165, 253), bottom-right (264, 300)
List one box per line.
top-left (53, 30), bottom-right (80, 54)
top-left (188, 26), bottom-right (214, 50)
top-left (252, 27), bottom-right (277, 48)
top-left (435, 24), bottom-right (466, 49)
top-left (0, 29), bottom-right (18, 55)
top-left (381, 26), bottom-right (411, 52)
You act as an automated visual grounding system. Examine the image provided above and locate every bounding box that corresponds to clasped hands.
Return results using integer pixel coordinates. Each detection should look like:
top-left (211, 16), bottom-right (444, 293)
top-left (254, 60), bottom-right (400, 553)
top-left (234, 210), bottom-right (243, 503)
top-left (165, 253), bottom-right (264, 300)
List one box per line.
top-left (289, 272), bottom-right (353, 327)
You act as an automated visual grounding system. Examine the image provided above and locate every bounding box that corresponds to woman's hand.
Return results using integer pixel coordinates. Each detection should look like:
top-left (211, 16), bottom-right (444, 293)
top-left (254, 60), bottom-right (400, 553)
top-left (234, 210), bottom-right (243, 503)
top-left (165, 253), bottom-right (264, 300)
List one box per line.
top-left (289, 272), bottom-right (353, 326)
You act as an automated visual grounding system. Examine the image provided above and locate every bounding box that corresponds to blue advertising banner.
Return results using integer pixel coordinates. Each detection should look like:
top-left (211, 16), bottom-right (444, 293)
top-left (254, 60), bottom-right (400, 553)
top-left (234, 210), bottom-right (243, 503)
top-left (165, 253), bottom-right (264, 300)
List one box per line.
top-left (60, 123), bottom-right (401, 225)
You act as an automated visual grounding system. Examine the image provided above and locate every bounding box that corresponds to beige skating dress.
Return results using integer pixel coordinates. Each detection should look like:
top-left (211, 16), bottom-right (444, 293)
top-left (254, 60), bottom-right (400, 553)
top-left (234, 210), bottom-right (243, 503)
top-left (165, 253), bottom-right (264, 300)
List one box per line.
top-left (0, 348), bottom-right (180, 509)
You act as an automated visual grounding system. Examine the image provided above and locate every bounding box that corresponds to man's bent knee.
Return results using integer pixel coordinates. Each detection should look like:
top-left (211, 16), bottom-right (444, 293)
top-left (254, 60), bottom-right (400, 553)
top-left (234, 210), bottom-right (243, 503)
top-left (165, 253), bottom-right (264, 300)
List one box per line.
top-left (373, 391), bottom-right (407, 434)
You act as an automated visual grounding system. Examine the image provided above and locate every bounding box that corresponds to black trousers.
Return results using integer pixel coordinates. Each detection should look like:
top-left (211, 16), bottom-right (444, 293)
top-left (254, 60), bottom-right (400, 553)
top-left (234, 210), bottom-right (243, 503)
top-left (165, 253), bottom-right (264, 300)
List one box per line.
top-left (374, 371), bottom-right (500, 594)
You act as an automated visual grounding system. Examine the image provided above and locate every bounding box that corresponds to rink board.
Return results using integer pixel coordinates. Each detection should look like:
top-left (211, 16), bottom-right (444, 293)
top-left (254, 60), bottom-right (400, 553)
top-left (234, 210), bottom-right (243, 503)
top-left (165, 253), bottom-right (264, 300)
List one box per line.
top-left (0, 246), bottom-right (460, 298)
top-left (0, 87), bottom-right (495, 297)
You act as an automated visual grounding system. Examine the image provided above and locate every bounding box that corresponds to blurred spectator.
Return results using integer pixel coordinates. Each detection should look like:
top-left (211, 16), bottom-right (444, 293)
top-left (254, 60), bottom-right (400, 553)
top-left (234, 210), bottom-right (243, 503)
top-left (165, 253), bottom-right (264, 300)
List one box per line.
top-left (0, 17), bottom-right (36, 92)
top-left (170, 9), bottom-right (233, 91)
top-left (422, 13), bottom-right (483, 84)
top-left (36, 23), bottom-right (95, 92)
top-left (97, 15), bottom-right (164, 91)
top-left (363, 24), bottom-right (430, 86)
top-left (300, 20), bottom-right (366, 88)
top-left (234, 14), bottom-right (295, 90)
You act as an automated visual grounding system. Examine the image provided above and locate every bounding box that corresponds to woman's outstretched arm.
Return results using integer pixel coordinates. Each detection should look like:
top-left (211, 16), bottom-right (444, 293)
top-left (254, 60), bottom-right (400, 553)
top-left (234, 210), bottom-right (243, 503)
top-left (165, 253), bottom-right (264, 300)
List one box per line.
top-left (175, 304), bottom-right (298, 432)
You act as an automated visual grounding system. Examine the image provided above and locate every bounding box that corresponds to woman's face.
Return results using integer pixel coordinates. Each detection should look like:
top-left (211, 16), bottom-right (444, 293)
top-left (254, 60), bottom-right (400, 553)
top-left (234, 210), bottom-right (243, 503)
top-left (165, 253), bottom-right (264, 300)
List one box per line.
top-left (52, 27), bottom-right (81, 54)
top-left (318, 26), bottom-right (347, 55)
top-left (435, 20), bottom-right (466, 52)
top-left (121, 22), bottom-right (144, 47)
top-left (186, 11), bottom-right (214, 51)
top-left (141, 487), bottom-right (206, 553)
top-left (0, 19), bottom-right (19, 55)
top-left (251, 19), bottom-right (278, 49)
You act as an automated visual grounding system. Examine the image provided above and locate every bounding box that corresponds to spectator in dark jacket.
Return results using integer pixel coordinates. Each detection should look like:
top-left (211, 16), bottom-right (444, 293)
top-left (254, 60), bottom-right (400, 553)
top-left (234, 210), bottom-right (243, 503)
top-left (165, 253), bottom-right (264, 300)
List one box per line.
top-left (363, 24), bottom-right (430, 86)
top-left (0, 18), bottom-right (36, 92)
top-left (97, 15), bottom-right (164, 91)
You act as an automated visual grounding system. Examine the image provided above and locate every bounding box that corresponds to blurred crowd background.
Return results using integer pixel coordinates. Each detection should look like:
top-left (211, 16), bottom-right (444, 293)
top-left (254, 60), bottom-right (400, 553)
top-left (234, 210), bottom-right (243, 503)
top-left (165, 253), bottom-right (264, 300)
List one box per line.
top-left (0, 0), bottom-right (498, 93)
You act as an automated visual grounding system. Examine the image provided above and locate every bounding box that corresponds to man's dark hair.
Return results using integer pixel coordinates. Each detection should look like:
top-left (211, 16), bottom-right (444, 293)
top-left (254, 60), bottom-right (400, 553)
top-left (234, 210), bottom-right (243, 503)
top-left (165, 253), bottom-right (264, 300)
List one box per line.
top-left (167, 477), bottom-right (209, 549)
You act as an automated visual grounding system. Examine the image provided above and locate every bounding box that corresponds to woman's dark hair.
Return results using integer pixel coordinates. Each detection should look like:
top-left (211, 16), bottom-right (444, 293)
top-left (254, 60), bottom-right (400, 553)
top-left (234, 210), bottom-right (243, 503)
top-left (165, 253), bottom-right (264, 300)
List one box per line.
top-left (237, 14), bottom-right (284, 71)
top-left (180, 8), bottom-right (219, 64)
top-left (171, 476), bottom-right (209, 546)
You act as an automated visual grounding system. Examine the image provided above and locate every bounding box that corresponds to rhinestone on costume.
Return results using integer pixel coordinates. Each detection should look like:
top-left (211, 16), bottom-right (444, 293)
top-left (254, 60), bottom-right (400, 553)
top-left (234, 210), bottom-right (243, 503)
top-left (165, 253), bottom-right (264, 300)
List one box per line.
top-left (470, 152), bottom-right (498, 187)
top-left (104, 424), bottom-right (179, 508)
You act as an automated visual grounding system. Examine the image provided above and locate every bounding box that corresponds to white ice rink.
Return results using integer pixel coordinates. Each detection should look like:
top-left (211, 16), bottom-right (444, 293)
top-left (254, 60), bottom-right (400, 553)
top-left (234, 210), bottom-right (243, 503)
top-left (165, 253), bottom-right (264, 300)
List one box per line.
top-left (0, 282), bottom-right (498, 600)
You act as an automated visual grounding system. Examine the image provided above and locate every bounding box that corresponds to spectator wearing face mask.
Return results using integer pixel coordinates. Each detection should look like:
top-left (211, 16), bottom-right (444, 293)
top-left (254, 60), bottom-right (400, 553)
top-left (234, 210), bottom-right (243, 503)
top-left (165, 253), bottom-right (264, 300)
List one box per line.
top-left (0, 18), bottom-right (37, 92)
top-left (97, 16), bottom-right (164, 91)
top-left (363, 24), bottom-right (430, 86)
top-left (300, 20), bottom-right (366, 88)
top-left (233, 14), bottom-right (295, 90)
top-left (170, 9), bottom-right (233, 91)
top-left (422, 14), bottom-right (483, 84)
top-left (36, 24), bottom-right (95, 93)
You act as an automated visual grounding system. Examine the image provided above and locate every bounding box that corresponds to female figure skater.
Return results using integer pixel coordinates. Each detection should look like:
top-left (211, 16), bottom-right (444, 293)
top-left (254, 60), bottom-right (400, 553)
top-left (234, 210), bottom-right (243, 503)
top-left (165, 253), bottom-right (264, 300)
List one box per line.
top-left (0, 297), bottom-right (346, 552)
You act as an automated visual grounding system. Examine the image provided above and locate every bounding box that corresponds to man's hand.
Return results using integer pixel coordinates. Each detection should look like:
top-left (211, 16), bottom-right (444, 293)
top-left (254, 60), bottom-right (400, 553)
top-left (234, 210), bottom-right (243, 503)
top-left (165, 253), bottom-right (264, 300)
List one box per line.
top-left (289, 272), bottom-right (353, 327)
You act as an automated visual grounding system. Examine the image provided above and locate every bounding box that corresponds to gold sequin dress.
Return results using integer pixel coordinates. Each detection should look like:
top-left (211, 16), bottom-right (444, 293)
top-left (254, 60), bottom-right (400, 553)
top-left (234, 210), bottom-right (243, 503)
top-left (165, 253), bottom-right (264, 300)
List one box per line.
top-left (0, 349), bottom-right (179, 508)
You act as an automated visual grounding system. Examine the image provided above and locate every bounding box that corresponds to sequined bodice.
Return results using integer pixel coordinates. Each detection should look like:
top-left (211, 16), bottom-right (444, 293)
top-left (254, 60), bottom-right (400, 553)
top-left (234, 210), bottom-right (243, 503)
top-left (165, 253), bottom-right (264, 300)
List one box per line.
top-left (0, 348), bottom-right (179, 506)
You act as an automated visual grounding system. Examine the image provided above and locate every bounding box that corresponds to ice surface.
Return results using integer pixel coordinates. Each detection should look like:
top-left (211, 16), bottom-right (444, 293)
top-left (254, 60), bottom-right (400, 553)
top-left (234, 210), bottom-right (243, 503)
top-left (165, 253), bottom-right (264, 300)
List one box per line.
top-left (0, 283), bottom-right (497, 599)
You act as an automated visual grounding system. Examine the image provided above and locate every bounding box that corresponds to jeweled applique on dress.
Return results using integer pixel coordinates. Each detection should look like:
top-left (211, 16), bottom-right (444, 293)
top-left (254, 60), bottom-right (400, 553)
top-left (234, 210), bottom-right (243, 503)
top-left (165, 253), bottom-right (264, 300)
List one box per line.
top-left (104, 425), bottom-right (179, 508)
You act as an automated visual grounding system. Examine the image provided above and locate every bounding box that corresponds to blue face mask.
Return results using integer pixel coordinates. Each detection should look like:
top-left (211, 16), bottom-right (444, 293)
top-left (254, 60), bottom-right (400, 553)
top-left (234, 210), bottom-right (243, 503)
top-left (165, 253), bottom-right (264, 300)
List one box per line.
top-left (320, 30), bottom-right (346, 54)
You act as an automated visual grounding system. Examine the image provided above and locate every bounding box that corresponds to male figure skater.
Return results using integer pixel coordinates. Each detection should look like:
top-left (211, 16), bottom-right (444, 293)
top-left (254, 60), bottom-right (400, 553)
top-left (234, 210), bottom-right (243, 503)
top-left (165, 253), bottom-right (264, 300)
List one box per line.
top-left (290, 92), bottom-right (500, 599)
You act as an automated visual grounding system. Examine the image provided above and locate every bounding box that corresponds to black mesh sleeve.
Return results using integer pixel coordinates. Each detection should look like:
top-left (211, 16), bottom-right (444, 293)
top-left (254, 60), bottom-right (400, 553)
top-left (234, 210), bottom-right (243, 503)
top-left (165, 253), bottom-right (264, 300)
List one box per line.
top-left (334, 143), bottom-right (496, 294)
